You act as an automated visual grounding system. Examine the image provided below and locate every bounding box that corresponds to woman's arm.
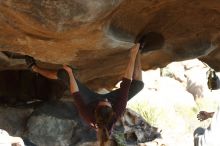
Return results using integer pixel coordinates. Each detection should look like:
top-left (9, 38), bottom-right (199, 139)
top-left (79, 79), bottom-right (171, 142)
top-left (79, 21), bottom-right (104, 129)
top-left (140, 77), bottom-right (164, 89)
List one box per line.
top-left (114, 44), bottom-right (140, 118)
top-left (123, 44), bottom-right (140, 80)
top-left (25, 56), bottom-right (58, 80)
top-left (132, 51), bottom-right (142, 81)
top-left (63, 65), bottom-right (79, 93)
top-left (127, 49), bottom-right (144, 100)
top-left (63, 66), bottom-right (95, 125)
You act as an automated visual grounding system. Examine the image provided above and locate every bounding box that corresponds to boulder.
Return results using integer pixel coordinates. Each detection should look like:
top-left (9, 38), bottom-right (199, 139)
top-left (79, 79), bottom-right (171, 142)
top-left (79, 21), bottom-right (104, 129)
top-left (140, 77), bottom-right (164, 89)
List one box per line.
top-left (1, 0), bottom-right (220, 89)
top-left (0, 101), bottom-right (161, 146)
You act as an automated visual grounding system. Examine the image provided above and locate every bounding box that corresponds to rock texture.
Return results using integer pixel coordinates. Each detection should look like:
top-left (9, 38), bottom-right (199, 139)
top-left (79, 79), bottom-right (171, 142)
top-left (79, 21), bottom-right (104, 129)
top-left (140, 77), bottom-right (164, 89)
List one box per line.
top-left (0, 101), bottom-right (161, 146)
top-left (0, 0), bottom-right (220, 89)
top-left (0, 70), bottom-right (66, 104)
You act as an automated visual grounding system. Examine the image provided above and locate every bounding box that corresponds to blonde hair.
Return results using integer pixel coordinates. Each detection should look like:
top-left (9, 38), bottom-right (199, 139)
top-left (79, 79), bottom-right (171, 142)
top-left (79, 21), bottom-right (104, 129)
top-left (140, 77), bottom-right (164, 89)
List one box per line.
top-left (95, 106), bottom-right (115, 146)
top-left (97, 127), bottom-right (109, 146)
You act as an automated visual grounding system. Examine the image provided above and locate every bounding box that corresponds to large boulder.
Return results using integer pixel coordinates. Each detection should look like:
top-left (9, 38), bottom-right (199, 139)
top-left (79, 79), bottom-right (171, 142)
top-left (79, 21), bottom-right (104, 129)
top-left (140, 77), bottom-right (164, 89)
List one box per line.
top-left (0, 0), bottom-right (220, 89)
top-left (0, 101), bottom-right (161, 146)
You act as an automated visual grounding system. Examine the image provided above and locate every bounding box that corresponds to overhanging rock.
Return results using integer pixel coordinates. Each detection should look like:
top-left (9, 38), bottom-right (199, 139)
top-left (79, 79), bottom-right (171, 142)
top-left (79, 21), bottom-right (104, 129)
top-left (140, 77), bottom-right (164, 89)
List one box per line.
top-left (0, 0), bottom-right (220, 89)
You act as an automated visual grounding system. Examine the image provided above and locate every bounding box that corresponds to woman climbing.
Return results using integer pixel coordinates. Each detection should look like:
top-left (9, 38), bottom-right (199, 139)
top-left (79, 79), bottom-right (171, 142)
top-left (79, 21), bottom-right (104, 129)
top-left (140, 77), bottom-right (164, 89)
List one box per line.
top-left (25, 43), bottom-right (144, 146)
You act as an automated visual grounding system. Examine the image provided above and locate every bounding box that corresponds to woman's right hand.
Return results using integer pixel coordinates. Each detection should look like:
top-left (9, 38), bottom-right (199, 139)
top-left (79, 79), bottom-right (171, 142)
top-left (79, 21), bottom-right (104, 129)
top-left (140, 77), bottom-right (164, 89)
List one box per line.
top-left (197, 111), bottom-right (211, 121)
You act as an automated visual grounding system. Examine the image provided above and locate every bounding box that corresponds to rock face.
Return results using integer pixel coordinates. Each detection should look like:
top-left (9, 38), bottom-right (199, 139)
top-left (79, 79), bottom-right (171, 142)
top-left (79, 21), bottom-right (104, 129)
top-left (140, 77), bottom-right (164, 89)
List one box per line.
top-left (0, 0), bottom-right (220, 89)
top-left (0, 101), bottom-right (161, 146)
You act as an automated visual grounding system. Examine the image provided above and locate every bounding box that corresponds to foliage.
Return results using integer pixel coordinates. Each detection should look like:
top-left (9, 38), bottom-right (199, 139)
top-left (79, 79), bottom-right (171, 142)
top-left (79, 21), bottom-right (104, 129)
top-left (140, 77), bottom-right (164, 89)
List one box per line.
top-left (112, 130), bottom-right (126, 146)
top-left (128, 95), bottom-right (218, 136)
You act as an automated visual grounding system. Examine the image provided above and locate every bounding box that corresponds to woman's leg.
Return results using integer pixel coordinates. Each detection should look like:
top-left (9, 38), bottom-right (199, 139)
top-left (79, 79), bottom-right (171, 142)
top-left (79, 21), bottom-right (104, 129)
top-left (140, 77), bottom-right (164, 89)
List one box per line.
top-left (32, 65), bottom-right (58, 80)
top-left (25, 56), bottom-right (99, 103)
top-left (25, 56), bottom-right (58, 80)
top-left (31, 65), bottom-right (98, 101)
top-left (26, 56), bottom-right (97, 96)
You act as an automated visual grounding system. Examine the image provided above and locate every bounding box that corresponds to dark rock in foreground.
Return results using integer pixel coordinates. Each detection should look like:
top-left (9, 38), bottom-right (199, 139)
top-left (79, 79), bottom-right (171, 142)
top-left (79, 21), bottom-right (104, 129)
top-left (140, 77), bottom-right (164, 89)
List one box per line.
top-left (0, 101), bottom-right (161, 146)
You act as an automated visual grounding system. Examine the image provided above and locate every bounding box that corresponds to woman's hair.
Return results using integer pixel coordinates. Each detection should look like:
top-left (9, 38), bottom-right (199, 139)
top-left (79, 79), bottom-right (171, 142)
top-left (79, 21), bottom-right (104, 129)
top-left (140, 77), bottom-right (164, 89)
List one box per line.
top-left (95, 105), bottom-right (115, 146)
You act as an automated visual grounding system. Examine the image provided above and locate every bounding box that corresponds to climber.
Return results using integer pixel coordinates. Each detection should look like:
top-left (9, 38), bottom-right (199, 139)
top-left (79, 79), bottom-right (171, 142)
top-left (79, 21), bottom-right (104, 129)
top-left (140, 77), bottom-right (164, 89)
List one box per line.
top-left (67, 44), bottom-right (143, 146)
top-left (25, 43), bottom-right (144, 146)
